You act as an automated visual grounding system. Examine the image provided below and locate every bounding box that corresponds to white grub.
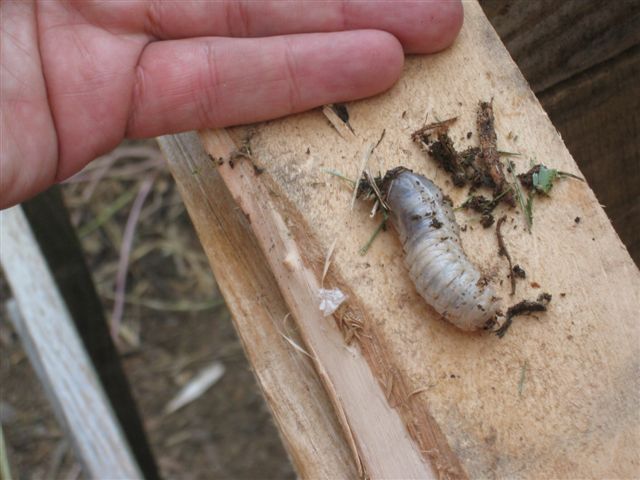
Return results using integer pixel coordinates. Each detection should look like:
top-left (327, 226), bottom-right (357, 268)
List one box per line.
top-left (386, 170), bottom-right (501, 331)
top-left (318, 288), bottom-right (347, 316)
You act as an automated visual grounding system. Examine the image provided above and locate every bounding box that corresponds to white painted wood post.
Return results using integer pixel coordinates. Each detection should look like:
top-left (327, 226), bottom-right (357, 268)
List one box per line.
top-left (0, 206), bottom-right (142, 479)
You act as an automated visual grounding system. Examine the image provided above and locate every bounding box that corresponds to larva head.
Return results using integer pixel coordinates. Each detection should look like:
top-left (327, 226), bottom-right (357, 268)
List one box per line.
top-left (385, 170), bottom-right (458, 245)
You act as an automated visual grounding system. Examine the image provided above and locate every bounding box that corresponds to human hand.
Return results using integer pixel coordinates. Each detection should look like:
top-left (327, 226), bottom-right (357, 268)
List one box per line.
top-left (1, 1), bottom-right (462, 208)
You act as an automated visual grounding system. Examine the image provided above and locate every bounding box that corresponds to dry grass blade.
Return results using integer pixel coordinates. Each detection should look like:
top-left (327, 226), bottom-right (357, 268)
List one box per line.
top-left (77, 189), bottom-right (137, 237)
top-left (164, 361), bottom-right (226, 415)
top-left (279, 332), bottom-right (315, 359)
top-left (359, 214), bottom-right (388, 256)
top-left (64, 145), bottom-right (163, 183)
top-left (100, 291), bottom-right (224, 312)
top-left (0, 423), bottom-right (12, 480)
top-left (496, 215), bottom-right (516, 295)
top-left (350, 143), bottom-right (375, 210)
top-left (275, 314), bottom-right (314, 359)
top-left (364, 169), bottom-right (389, 212)
top-left (110, 175), bottom-right (156, 340)
top-left (321, 239), bottom-right (338, 286)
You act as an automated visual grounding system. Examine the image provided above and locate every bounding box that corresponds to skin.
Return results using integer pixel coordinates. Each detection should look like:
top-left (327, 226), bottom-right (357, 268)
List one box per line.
top-left (1, 1), bottom-right (463, 209)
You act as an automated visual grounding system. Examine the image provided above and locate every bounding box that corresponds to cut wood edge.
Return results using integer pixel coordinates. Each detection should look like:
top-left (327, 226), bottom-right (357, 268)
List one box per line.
top-left (158, 132), bottom-right (358, 479)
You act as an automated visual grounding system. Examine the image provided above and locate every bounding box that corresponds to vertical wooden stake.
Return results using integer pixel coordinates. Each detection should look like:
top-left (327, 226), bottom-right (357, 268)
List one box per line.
top-left (1, 206), bottom-right (142, 479)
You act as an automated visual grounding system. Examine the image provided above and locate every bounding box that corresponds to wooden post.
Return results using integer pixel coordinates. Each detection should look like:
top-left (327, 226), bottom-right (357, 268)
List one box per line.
top-left (20, 187), bottom-right (159, 480)
top-left (0, 206), bottom-right (142, 479)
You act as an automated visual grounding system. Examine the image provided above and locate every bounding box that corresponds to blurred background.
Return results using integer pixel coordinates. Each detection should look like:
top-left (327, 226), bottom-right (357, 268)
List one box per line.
top-left (1, 2), bottom-right (638, 479)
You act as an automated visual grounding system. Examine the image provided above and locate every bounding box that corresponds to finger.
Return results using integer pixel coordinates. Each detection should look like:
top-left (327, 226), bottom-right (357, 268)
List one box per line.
top-left (87, 0), bottom-right (463, 54)
top-left (1, 1), bottom-right (58, 209)
top-left (126, 30), bottom-right (404, 138)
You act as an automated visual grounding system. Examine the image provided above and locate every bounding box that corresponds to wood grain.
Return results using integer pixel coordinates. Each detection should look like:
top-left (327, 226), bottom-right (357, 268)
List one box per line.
top-left (164, 2), bottom-right (640, 478)
top-left (539, 45), bottom-right (640, 264)
top-left (481, 0), bottom-right (640, 264)
top-left (199, 129), bottom-right (452, 479)
top-left (157, 133), bottom-right (358, 480)
top-left (0, 206), bottom-right (142, 479)
top-left (480, 0), bottom-right (640, 92)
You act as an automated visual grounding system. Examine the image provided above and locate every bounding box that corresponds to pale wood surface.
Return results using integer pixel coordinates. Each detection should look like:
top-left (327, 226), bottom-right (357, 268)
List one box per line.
top-left (0, 206), bottom-right (141, 479)
top-left (539, 46), bottom-right (640, 264)
top-left (480, 0), bottom-right (640, 264)
top-left (198, 129), bottom-right (445, 479)
top-left (158, 133), bottom-right (359, 479)
top-left (163, 2), bottom-right (640, 479)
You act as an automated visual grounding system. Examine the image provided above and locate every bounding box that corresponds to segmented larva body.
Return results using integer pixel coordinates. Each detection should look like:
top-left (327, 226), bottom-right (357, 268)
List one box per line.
top-left (386, 170), bottom-right (500, 330)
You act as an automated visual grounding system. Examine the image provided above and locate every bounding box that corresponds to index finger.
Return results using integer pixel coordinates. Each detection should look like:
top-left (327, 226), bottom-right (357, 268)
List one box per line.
top-left (83, 0), bottom-right (463, 54)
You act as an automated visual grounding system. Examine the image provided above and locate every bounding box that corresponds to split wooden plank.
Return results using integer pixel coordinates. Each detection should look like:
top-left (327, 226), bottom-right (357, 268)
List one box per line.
top-left (198, 130), bottom-right (447, 479)
top-left (157, 133), bottom-right (358, 479)
top-left (163, 2), bottom-right (640, 478)
top-left (0, 206), bottom-right (142, 479)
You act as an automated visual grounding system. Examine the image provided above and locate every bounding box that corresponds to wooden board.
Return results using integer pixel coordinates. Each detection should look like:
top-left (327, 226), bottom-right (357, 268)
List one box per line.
top-left (164, 2), bottom-right (640, 478)
top-left (480, 0), bottom-right (640, 92)
top-left (480, 0), bottom-right (640, 265)
top-left (539, 45), bottom-right (640, 264)
top-left (158, 133), bottom-right (358, 479)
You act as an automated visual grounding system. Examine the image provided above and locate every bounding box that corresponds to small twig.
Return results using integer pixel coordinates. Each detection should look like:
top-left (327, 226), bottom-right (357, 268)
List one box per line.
top-left (497, 150), bottom-right (521, 157)
top-left (410, 117), bottom-right (457, 141)
top-left (77, 189), bottom-right (137, 237)
top-left (374, 128), bottom-right (386, 149)
top-left (110, 175), bottom-right (156, 341)
top-left (496, 215), bottom-right (516, 296)
top-left (477, 101), bottom-right (514, 205)
top-left (351, 143), bottom-right (375, 210)
top-left (557, 171), bottom-right (584, 181)
top-left (496, 293), bottom-right (552, 338)
top-left (364, 169), bottom-right (389, 212)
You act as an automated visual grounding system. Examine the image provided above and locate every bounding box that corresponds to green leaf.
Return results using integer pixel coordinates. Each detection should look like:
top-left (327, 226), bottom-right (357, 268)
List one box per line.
top-left (532, 165), bottom-right (558, 195)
